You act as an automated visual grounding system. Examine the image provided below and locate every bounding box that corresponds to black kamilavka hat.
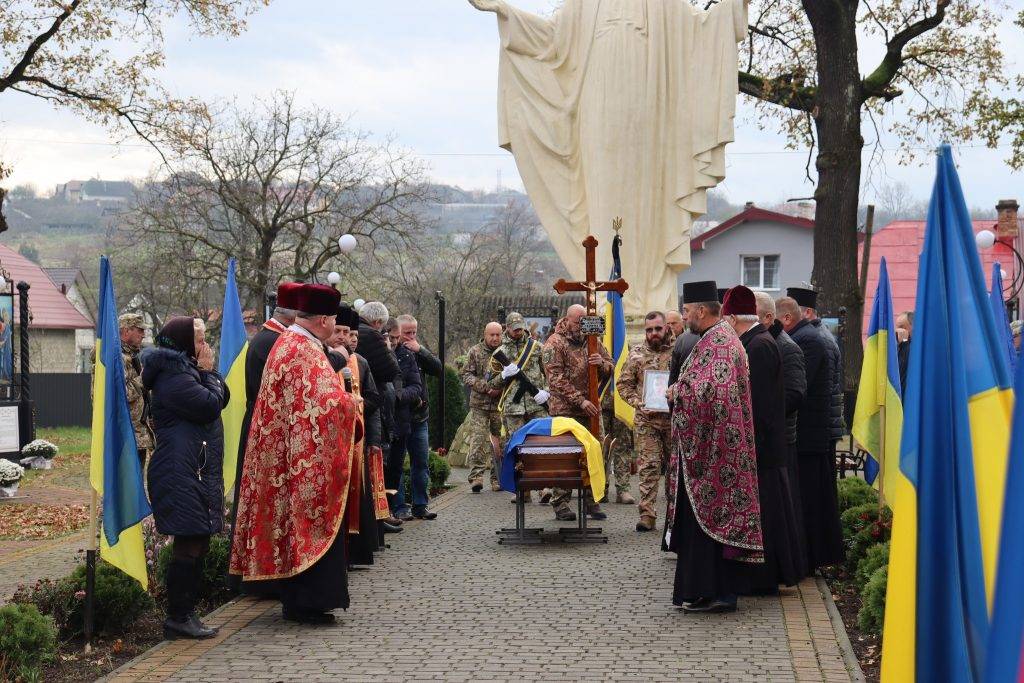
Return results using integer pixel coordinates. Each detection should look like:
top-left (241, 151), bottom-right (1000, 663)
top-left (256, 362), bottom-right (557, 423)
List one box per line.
top-left (682, 280), bottom-right (719, 304)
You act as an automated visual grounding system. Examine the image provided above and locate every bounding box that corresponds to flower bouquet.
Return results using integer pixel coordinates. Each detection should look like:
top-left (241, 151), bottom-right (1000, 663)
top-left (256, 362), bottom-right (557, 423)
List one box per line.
top-left (0, 459), bottom-right (25, 497)
top-left (20, 439), bottom-right (59, 470)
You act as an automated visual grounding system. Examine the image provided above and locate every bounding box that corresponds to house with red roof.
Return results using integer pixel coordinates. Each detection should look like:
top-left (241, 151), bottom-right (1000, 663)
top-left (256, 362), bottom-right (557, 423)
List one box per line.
top-left (681, 204), bottom-right (816, 294)
top-left (0, 244), bottom-right (94, 373)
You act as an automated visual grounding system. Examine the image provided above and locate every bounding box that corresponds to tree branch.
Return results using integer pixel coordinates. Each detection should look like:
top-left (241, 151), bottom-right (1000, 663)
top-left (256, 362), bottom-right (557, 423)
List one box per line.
top-left (0, 0), bottom-right (82, 92)
top-left (739, 70), bottom-right (816, 113)
top-left (860, 0), bottom-right (950, 103)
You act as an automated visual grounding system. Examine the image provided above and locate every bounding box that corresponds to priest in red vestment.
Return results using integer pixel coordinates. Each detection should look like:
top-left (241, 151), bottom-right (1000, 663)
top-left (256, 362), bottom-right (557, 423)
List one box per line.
top-left (229, 283), bottom-right (359, 625)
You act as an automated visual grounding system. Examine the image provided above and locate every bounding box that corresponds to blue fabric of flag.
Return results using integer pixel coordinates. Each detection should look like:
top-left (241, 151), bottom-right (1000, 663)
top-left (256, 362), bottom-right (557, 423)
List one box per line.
top-left (990, 262), bottom-right (1016, 372)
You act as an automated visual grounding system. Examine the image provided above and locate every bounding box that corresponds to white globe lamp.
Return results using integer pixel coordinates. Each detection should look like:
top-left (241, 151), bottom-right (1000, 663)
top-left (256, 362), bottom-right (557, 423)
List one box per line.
top-left (353, 298), bottom-right (366, 311)
top-left (327, 271), bottom-right (342, 286)
top-left (976, 229), bottom-right (997, 250)
top-left (338, 234), bottom-right (357, 254)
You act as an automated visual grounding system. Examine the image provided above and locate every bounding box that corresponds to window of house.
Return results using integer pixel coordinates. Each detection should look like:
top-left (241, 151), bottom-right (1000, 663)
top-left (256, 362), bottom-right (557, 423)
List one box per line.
top-left (741, 255), bottom-right (781, 291)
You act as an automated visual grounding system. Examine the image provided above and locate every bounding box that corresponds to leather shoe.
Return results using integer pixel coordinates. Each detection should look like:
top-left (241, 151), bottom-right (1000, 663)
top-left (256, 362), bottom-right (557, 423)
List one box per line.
top-left (587, 505), bottom-right (607, 521)
top-left (398, 511), bottom-right (414, 522)
top-left (471, 482), bottom-right (483, 493)
top-left (163, 615), bottom-right (216, 640)
top-left (384, 516), bottom-right (403, 526)
top-left (555, 508), bottom-right (577, 522)
top-left (282, 608), bottom-right (336, 625)
top-left (413, 509), bottom-right (437, 520)
top-left (682, 598), bottom-right (737, 614)
top-left (382, 521), bottom-right (403, 534)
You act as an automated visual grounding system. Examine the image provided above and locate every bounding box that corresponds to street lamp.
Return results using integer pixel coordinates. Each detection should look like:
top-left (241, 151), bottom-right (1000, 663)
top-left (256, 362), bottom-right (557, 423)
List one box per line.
top-left (353, 298), bottom-right (365, 311)
top-left (327, 271), bottom-right (342, 287)
top-left (338, 234), bottom-right (357, 254)
top-left (976, 229), bottom-right (1024, 317)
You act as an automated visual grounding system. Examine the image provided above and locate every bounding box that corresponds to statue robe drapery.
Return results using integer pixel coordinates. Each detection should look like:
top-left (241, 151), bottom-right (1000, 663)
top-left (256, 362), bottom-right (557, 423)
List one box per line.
top-left (229, 330), bottom-right (357, 585)
top-left (494, 0), bottom-right (746, 314)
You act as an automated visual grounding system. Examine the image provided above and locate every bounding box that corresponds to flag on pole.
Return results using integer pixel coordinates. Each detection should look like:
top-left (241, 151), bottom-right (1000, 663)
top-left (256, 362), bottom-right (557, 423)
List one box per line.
top-left (601, 232), bottom-right (635, 429)
top-left (985, 348), bottom-right (1024, 682)
top-left (990, 262), bottom-right (1016, 372)
top-left (881, 145), bottom-right (1014, 682)
top-left (218, 258), bottom-right (248, 495)
top-left (89, 256), bottom-right (152, 588)
top-left (851, 256), bottom-right (902, 502)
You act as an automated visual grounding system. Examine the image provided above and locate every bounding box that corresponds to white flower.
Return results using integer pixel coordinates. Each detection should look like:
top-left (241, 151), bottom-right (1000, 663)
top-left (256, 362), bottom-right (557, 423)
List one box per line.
top-left (0, 459), bottom-right (25, 485)
top-left (21, 439), bottom-right (58, 459)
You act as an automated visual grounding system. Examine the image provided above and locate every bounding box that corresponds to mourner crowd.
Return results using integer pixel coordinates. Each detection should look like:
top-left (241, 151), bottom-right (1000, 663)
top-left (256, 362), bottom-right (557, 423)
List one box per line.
top-left (113, 273), bottom-right (885, 637)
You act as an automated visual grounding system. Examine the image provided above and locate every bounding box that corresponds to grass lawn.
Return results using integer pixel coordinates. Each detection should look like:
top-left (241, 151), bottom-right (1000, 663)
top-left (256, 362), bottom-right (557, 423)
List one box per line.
top-left (20, 426), bottom-right (91, 491)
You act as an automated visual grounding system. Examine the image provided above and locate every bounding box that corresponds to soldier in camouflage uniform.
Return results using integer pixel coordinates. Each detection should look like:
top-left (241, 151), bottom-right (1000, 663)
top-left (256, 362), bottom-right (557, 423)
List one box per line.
top-left (616, 311), bottom-right (674, 532)
top-left (543, 304), bottom-right (613, 521)
top-left (118, 313), bottom-right (154, 465)
top-left (488, 312), bottom-right (551, 504)
top-left (461, 321), bottom-right (504, 492)
top-left (601, 390), bottom-right (635, 504)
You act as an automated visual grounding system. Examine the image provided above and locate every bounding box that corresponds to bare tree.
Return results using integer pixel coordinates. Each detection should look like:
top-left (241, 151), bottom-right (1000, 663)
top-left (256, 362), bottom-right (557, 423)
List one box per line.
top-left (482, 200), bottom-right (546, 291)
top-left (876, 181), bottom-right (916, 221)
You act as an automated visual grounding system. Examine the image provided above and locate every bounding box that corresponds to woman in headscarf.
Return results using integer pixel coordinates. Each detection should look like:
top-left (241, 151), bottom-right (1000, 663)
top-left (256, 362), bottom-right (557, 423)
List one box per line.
top-left (143, 316), bottom-right (228, 639)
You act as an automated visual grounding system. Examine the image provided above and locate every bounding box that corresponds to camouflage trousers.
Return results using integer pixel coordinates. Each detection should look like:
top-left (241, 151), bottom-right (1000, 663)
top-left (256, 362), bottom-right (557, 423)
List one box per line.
top-left (551, 415), bottom-right (600, 512)
top-left (635, 418), bottom-right (673, 519)
top-left (602, 410), bottom-right (634, 496)
top-left (466, 408), bottom-right (502, 486)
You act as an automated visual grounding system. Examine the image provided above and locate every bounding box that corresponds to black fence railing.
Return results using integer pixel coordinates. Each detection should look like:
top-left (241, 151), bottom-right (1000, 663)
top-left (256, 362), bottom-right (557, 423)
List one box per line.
top-left (35, 373), bottom-right (91, 428)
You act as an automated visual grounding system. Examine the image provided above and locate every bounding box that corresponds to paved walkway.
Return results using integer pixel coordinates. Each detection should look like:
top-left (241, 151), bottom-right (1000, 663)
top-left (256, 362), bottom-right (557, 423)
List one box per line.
top-left (107, 470), bottom-right (860, 682)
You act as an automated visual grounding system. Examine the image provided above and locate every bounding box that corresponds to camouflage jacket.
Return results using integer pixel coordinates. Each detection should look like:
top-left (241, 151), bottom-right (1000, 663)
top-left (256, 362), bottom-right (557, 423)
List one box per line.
top-left (542, 317), bottom-right (613, 418)
top-left (461, 340), bottom-right (500, 412)
top-left (617, 338), bottom-right (673, 427)
top-left (122, 342), bottom-right (154, 451)
top-left (488, 331), bottom-right (548, 417)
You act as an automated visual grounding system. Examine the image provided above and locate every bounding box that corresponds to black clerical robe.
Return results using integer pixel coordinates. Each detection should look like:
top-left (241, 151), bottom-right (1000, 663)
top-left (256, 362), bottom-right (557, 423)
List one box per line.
top-left (739, 324), bottom-right (804, 591)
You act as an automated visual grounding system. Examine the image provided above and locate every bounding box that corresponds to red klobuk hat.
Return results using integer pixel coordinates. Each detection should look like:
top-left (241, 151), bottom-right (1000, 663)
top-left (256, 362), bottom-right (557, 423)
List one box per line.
top-left (294, 284), bottom-right (341, 316)
top-left (722, 286), bottom-right (757, 316)
top-left (276, 282), bottom-right (302, 310)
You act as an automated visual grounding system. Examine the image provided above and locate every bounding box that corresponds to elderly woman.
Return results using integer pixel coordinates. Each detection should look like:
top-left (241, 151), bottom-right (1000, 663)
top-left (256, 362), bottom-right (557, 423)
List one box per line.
top-left (143, 316), bottom-right (228, 640)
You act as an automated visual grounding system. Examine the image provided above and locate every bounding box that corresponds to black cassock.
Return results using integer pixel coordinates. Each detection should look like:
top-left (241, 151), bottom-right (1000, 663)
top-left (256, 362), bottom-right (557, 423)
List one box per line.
top-left (739, 324), bottom-right (804, 591)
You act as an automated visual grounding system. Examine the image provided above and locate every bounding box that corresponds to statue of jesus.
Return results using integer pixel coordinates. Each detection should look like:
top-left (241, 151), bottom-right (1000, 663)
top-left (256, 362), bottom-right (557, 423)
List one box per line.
top-left (469, 0), bottom-right (747, 315)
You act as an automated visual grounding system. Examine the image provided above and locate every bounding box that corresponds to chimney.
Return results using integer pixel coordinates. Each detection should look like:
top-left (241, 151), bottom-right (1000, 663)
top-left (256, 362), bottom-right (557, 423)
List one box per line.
top-left (996, 199), bottom-right (1019, 239)
top-left (744, 201), bottom-right (755, 210)
top-left (797, 201), bottom-right (816, 220)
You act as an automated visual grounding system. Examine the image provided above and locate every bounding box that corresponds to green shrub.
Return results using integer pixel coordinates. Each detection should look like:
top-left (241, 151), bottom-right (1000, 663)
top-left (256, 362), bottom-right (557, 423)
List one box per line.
top-left (857, 565), bottom-right (889, 635)
top-left (0, 604), bottom-right (57, 681)
top-left (402, 451), bottom-right (453, 500)
top-left (837, 477), bottom-right (878, 512)
top-left (63, 561), bottom-right (153, 636)
top-left (425, 365), bottom-right (468, 451)
top-left (855, 542), bottom-right (890, 591)
top-left (841, 503), bottom-right (893, 569)
top-left (10, 578), bottom-right (77, 637)
top-left (156, 535), bottom-right (232, 606)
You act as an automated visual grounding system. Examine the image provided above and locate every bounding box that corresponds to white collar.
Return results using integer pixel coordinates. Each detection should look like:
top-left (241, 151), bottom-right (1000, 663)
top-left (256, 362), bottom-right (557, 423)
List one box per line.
top-left (287, 323), bottom-right (320, 343)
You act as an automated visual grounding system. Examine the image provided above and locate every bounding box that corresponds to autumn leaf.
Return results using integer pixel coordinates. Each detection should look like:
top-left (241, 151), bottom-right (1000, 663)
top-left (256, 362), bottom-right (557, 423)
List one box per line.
top-left (0, 504), bottom-right (89, 540)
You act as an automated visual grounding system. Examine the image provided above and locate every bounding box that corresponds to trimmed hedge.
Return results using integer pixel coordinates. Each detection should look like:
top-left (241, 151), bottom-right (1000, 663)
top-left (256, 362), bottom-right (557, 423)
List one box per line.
top-left (858, 565), bottom-right (888, 635)
top-left (425, 365), bottom-right (468, 451)
top-left (840, 503), bottom-right (893, 570)
top-left (64, 561), bottom-right (153, 636)
top-left (855, 542), bottom-right (890, 592)
top-left (837, 477), bottom-right (878, 513)
top-left (0, 603), bottom-right (57, 681)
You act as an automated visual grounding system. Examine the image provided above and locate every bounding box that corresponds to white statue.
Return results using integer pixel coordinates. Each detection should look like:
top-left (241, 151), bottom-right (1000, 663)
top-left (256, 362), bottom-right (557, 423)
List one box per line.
top-left (470, 0), bottom-right (747, 315)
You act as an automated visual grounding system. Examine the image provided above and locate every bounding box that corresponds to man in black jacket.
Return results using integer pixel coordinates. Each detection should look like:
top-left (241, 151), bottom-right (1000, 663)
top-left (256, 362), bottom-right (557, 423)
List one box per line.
top-left (389, 318), bottom-right (428, 520)
top-left (779, 289), bottom-right (845, 574)
top-left (896, 311), bottom-right (913, 397)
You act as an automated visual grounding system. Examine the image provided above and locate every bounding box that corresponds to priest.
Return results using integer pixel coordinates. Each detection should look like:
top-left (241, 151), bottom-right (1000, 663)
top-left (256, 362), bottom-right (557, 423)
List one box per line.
top-left (667, 280), bottom-right (762, 614)
top-left (722, 286), bottom-right (804, 593)
top-left (229, 283), bottom-right (359, 625)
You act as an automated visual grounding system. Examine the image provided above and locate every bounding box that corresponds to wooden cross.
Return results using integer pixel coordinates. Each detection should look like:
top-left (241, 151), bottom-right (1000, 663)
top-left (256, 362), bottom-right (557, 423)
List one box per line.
top-left (553, 233), bottom-right (629, 437)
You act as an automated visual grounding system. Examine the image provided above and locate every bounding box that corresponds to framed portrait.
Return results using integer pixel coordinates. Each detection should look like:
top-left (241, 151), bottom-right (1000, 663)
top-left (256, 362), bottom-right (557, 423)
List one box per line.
top-left (0, 295), bottom-right (13, 386)
top-left (642, 369), bottom-right (670, 413)
top-left (524, 316), bottom-right (555, 340)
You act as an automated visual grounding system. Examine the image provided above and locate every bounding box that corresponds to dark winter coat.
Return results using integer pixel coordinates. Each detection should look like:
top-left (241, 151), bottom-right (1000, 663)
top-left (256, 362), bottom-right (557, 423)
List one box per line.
top-left (142, 347), bottom-right (229, 536)
top-left (788, 319), bottom-right (838, 454)
top-left (409, 345), bottom-right (443, 423)
top-left (668, 330), bottom-right (700, 386)
top-left (358, 320), bottom-right (400, 387)
top-left (812, 319), bottom-right (846, 441)
top-left (739, 324), bottom-right (788, 470)
top-left (897, 339), bottom-right (911, 398)
top-left (769, 320), bottom-right (806, 446)
top-left (392, 345), bottom-right (424, 437)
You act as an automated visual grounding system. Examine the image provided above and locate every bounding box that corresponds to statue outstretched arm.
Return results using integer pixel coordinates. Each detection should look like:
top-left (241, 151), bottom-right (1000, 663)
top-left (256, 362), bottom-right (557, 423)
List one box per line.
top-left (467, 0), bottom-right (508, 17)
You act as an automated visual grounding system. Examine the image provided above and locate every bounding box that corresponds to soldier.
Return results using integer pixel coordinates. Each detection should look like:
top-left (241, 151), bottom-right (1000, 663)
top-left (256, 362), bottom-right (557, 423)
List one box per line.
top-left (461, 321), bottom-right (504, 492)
top-left (489, 312), bottom-right (551, 504)
top-left (543, 304), bottom-right (613, 521)
top-left (617, 311), bottom-right (674, 532)
top-left (601, 389), bottom-right (635, 505)
top-left (103, 313), bottom-right (154, 466)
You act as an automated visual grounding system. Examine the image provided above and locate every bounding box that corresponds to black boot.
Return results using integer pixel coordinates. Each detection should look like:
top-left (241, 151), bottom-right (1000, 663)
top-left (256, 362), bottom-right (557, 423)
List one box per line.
top-left (163, 560), bottom-right (217, 640)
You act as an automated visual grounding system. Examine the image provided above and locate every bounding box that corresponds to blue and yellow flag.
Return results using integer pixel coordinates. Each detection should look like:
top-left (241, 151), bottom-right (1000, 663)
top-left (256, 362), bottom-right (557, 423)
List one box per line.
top-left (499, 416), bottom-right (605, 497)
top-left (881, 145), bottom-right (1014, 682)
top-left (985, 346), bottom-right (1024, 682)
top-left (851, 256), bottom-right (902, 503)
top-left (601, 233), bottom-right (635, 429)
top-left (990, 263), bottom-right (1016, 373)
top-left (218, 258), bottom-right (248, 496)
top-left (90, 256), bottom-right (152, 588)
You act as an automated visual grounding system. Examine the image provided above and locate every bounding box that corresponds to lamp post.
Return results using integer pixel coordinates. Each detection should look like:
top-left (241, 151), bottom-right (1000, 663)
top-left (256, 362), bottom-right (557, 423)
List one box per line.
top-left (976, 229), bottom-right (1024, 319)
top-left (435, 290), bottom-right (447, 450)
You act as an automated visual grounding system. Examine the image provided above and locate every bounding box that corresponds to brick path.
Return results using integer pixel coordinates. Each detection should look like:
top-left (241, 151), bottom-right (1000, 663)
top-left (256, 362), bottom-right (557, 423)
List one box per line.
top-left (107, 471), bottom-right (860, 682)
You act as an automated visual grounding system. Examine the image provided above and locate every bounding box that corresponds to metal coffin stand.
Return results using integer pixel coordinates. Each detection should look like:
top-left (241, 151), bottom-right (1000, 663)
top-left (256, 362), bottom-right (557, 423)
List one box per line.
top-left (496, 434), bottom-right (607, 545)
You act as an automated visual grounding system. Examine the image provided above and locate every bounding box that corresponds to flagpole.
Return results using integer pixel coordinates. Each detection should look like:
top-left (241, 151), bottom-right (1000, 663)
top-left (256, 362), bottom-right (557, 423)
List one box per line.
top-left (84, 487), bottom-right (98, 654)
top-left (877, 403), bottom-right (886, 510)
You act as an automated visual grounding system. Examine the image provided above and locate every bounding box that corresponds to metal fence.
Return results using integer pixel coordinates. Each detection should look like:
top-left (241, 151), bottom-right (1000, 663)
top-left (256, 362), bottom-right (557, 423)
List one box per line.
top-left (34, 373), bottom-right (91, 427)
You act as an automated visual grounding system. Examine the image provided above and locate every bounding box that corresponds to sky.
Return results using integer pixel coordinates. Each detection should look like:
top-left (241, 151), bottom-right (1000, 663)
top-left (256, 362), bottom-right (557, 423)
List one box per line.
top-left (2, 0), bottom-right (1024, 210)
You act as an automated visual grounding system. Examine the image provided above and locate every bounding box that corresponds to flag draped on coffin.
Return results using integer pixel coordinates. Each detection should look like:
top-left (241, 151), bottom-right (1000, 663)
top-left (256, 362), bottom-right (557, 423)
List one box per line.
top-left (881, 145), bottom-right (1014, 682)
top-left (601, 233), bottom-right (635, 429)
top-left (989, 262), bottom-right (1017, 372)
top-left (851, 256), bottom-right (902, 503)
top-left (985, 353), bottom-right (1024, 682)
top-left (498, 416), bottom-right (605, 497)
top-left (90, 256), bottom-right (152, 588)
top-left (218, 257), bottom-right (248, 496)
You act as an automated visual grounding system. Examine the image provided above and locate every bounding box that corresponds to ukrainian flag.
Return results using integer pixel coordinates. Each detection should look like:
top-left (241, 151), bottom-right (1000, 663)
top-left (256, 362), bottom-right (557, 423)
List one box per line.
top-left (989, 263), bottom-right (1017, 372)
top-left (499, 417), bottom-right (605, 498)
top-left (601, 233), bottom-right (635, 429)
top-left (218, 257), bottom-right (248, 496)
top-left (90, 257), bottom-right (152, 588)
top-left (985, 339), bottom-right (1024, 682)
top-left (881, 145), bottom-right (1013, 682)
top-left (851, 256), bottom-right (902, 504)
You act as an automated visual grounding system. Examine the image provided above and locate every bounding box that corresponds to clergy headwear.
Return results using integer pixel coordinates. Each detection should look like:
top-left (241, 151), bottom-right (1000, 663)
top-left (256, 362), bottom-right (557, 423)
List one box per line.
top-left (337, 303), bottom-right (353, 327)
top-left (787, 287), bottom-right (819, 310)
top-left (276, 282), bottom-right (302, 310)
top-left (156, 316), bottom-right (197, 359)
top-left (722, 286), bottom-right (756, 316)
top-left (294, 284), bottom-right (341, 316)
top-left (682, 281), bottom-right (719, 304)
top-left (717, 288), bottom-right (728, 303)
top-left (346, 308), bottom-right (361, 329)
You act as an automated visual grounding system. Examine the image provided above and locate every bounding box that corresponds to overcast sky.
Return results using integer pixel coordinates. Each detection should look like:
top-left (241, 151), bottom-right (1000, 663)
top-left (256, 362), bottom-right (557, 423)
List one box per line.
top-left (2, 0), bottom-right (1024, 210)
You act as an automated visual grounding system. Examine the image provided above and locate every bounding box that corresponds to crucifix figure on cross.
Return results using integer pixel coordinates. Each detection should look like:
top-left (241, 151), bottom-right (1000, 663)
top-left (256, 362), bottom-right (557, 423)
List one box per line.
top-left (553, 229), bottom-right (629, 437)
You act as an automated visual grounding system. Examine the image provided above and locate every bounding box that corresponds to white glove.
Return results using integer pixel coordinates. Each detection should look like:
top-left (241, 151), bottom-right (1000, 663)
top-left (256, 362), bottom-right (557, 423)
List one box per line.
top-left (534, 390), bottom-right (550, 405)
top-left (501, 363), bottom-right (520, 379)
